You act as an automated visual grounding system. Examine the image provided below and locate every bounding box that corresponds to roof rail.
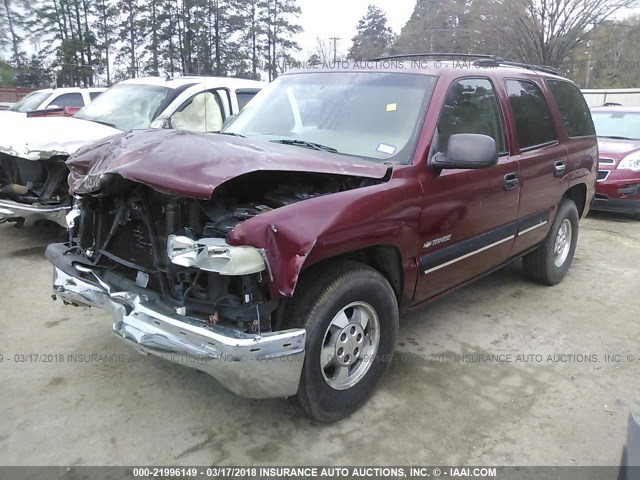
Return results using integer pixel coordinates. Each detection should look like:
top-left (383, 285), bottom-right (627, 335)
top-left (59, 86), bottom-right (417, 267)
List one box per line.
top-left (473, 58), bottom-right (563, 76)
top-left (370, 53), bottom-right (500, 62)
top-left (369, 52), bottom-right (564, 77)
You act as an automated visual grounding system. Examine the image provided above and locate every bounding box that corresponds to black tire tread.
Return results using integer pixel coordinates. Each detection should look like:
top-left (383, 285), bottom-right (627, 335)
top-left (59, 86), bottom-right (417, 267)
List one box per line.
top-left (282, 259), bottom-right (398, 422)
top-left (523, 198), bottom-right (578, 286)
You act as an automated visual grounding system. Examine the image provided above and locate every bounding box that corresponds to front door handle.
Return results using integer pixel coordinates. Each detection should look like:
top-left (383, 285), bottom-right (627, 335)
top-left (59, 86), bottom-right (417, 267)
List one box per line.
top-left (504, 172), bottom-right (519, 191)
top-left (554, 160), bottom-right (567, 177)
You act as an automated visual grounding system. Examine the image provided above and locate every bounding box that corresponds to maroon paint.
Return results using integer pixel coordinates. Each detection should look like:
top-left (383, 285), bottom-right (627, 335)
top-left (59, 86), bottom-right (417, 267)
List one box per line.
top-left (26, 106), bottom-right (81, 118)
top-left (596, 139), bottom-right (640, 201)
top-left (67, 129), bottom-right (388, 198)
top-left (67, 66), bottom-right (598, 311)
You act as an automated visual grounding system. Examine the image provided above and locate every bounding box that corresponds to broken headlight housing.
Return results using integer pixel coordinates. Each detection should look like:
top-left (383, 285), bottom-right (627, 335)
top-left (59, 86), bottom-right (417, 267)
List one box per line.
top-left (167, 235), bottom-right (266, 275)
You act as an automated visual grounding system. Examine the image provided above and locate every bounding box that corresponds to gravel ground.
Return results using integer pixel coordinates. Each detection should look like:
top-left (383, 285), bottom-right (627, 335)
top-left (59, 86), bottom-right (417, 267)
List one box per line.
top-left (0, 211), bottom-right (638, 466)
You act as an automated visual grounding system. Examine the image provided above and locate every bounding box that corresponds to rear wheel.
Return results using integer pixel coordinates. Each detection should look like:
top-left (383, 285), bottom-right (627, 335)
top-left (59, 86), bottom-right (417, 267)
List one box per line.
top-left (523, 198), bottom-right (579, 285)
top-left (282, 260), bottom-right (399, 422)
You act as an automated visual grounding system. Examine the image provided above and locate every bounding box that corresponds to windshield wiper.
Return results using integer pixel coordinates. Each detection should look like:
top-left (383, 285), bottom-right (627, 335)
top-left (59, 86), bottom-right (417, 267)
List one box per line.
top-left (270, 139), bottom-right (339, 153)
top-left (219, 132), bottom-right (246, 138)
top-left (599, 135), bottom-right (637, 141)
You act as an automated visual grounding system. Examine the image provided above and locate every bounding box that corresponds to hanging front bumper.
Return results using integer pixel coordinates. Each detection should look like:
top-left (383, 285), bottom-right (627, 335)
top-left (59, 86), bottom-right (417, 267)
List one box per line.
top-left (47, 243), bottom-right (306, 398)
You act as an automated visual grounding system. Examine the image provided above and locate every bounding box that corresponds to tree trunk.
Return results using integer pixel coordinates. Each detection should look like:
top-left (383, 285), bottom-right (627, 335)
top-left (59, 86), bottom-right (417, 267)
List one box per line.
top-left (128, 0), bottom-right (136, 77)
top-left (152, 0), bottom-right (159, 75)
top-left (3, 0), bottom-right (22, 68)
top-left (82, 0), bottom-right (93, 85)
top-left (101, 0), bottom-right (111, 85)
top-left (214, 0), bottom-right (221, 74)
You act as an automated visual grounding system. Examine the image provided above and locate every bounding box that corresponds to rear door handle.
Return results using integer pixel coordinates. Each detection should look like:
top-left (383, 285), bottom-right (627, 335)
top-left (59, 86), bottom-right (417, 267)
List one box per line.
top-left (504, 172), bottom-right (519, 191)
top-left (554, 160), bottom-right (566, 177)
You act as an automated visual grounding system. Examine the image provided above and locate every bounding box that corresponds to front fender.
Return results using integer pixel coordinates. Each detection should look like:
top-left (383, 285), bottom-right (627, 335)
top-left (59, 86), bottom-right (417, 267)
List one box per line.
top-left (226, 176), bottom-right (422, 298)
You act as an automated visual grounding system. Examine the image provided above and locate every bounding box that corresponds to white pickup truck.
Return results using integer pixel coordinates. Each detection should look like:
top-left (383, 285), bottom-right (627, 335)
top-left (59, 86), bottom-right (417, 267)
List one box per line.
top-left (0, 76), bottom-right (264, 227)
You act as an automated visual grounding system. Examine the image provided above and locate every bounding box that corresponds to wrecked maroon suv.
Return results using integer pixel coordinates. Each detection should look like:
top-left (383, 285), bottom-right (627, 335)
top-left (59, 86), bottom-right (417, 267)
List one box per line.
top-left (47, 57), bottom-right (597, 422)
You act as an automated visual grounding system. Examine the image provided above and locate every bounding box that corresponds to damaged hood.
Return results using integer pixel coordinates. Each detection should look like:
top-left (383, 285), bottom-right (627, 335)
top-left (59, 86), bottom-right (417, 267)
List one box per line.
top-left (68, 129), bottom-right (390, 198)
top-left (0, 115), bottom-right (120, 160)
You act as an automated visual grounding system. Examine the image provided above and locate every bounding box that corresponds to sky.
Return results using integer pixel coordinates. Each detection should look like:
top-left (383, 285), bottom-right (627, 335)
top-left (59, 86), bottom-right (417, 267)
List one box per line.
top-left (295, 0), bottom-right (416, 59)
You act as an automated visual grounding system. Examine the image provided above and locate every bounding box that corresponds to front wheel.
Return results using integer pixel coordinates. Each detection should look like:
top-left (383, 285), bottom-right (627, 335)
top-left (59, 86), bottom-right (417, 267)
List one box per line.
top-left (523, 198), bottom-right (579, 285)
top-left (282, 260), bottom-right (399, 422)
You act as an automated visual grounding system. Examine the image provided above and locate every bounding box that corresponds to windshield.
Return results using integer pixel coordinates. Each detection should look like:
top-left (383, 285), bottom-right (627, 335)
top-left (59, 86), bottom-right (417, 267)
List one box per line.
top-left (75, 83), bottom-right (171, 130)
top-left (591, 111), bottom-right (640, 140)
top-left (10, 91), bottom-right (50, 112)
top-left (224, 72), bottom-right (437, 163)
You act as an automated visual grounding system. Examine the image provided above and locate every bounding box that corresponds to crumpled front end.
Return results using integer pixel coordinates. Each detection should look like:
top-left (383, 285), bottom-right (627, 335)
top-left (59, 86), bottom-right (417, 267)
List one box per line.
top-left (47, 129), bottom-right (393, 396)
top-left (47, 242), bottom-right (306, 398)
top-left (0, 116), bottom-right (119, 226)
top-left (0, 153), bottom-right (71, 226)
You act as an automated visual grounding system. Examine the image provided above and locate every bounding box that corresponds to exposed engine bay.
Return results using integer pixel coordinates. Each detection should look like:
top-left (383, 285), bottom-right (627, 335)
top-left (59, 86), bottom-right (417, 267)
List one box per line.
top-left (69, 171), bottom-right (379, 334)
top-left (0, 153), bottom-right (70, 222)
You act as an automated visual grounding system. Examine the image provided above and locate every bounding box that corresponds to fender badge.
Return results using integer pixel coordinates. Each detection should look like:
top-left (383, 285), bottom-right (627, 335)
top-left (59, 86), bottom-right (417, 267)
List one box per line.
top-left (423, 234), bottom-right (452, 249)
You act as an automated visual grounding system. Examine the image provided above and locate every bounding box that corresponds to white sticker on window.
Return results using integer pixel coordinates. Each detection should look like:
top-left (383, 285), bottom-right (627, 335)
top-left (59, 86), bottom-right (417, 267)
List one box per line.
top-left (377, 143), bottom-right (396, 155)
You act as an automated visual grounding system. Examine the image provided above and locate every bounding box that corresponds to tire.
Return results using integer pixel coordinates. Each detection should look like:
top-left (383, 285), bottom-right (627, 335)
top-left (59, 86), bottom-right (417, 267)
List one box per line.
top-left (523, 198), bottom-right (579, 286)
top-left (282, 260), bottom-right (399, 422)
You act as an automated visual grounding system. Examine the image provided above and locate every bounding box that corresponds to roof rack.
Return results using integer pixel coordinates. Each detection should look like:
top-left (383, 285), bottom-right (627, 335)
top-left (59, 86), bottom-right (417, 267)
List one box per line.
top-left (369, 53), bottom-right (564, 77)
top-left (473, 58), bottom-right (562, 76)
top-left (370, 53), bottom-right (500, 62)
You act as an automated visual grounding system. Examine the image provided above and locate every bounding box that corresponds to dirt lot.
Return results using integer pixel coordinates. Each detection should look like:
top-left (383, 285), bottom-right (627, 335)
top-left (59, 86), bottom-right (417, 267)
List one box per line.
top-left (0, 212), bottom-right (638, 466)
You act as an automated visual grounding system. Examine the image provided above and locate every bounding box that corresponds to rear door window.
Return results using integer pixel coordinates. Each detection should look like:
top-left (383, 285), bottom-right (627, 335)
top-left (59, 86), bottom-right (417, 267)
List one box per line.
top-left (504, 79), bottom-right (557, 150)
top-left (547, 80), bottom-right (595, 138)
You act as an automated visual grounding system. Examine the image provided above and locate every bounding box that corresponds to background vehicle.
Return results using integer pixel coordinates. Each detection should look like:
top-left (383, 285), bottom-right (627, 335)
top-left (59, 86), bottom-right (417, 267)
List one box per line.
top-left (590, 106), bottom-right (640, 218)
top-left (47, 55), bottom-right (596, 422)
top-left (0, 76), bottom-right (264, 227)
top-left (5, 87), bottom-right (106, 114)
top-left (582, 88), bottom-right (640, 108)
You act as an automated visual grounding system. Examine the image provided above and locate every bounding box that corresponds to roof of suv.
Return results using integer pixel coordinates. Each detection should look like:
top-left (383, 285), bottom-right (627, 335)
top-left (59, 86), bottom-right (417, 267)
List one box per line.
top-left (118, 76), bottom-right (266, 90)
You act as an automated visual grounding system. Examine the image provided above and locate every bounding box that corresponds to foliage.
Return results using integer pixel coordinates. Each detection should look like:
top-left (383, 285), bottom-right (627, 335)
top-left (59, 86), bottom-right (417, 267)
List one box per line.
top-left (0, 0), bottom-right (303, 86)
top-left (348, 5), bottom-right (394, 61)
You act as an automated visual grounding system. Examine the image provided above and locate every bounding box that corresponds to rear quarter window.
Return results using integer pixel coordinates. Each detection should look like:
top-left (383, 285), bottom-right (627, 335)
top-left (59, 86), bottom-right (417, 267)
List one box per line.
top-left (547, 80), bottom-right (595, 138)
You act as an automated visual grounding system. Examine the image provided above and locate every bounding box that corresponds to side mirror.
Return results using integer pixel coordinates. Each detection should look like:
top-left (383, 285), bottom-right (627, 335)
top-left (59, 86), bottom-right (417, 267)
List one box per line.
top-left (430, 133), bottom-right (499, 170)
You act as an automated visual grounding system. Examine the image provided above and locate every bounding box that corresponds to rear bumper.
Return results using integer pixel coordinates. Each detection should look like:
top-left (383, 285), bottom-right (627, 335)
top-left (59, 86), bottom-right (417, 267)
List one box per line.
top-left (0, 198), bottom-right (68, 227)
top-left (592, 197), bottom-right (640, 215)
top-left (47, 243), bottom-right (306, 398)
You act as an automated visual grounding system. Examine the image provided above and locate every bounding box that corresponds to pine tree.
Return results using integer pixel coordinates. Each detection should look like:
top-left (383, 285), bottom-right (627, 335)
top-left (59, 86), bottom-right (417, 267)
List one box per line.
top-left (115, 0), bottom-right (146, 77)
top-left (1, 0), bottom-right (27, 70)
top-left (228, 0), bottom-right (264, 78)
top-left (92, 0), bottom-right (118, 84)
top-left (348, 5), bottom-right (394, 61)
top-left (260, 0), bottom-right (301, 80)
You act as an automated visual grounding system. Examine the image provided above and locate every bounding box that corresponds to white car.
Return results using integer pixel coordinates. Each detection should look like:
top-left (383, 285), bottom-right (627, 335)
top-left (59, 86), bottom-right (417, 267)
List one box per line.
top-left (6, 87), bottom-right (106, 113)
top-left (0, 76), bottom-right (265, 227)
